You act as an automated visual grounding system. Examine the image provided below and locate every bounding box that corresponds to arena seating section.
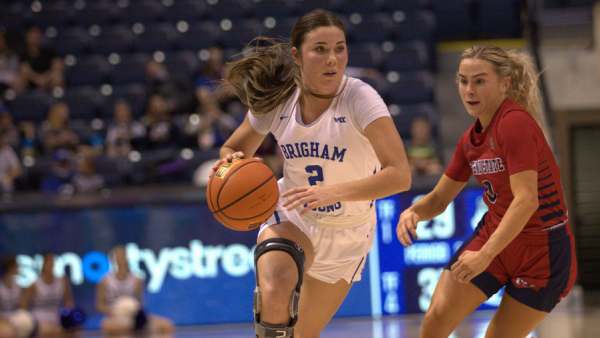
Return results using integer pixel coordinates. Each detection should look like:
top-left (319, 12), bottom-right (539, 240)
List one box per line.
top-left (0, 0), bottom-right (594, 191)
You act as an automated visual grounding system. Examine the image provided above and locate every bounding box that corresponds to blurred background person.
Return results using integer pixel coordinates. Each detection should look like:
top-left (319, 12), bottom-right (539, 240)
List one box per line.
top-left (18, 26), bottom-right (64, 91)
top-left (0, 256), bottom-right (21, 317)
top-left (0, 30), bottom-right (25, 95)
top-left (96, 246), bottom-right (174, 336)
top-left (0, 129), bottom-right (22, 194)
top-left (41, 102), bottom-right (79, 156)
top-left (196, 101), bottom-right (238, 150)
top-left (105, 100), bottom-right (146, 157)
top-left (0, 111), bottom-right (19, 150)
top-left (40, 148), bottom-right (75, 194)
top-left (145, 61), bottom-right (196, 116)
top-left (144, 95), bottom-right (179, 150)
top-left (406, 116), bottom-right (443, 175)
top-left (20, 252), bottom-right (78, 336)
top-left (72, 155), bottom-right (105, 193)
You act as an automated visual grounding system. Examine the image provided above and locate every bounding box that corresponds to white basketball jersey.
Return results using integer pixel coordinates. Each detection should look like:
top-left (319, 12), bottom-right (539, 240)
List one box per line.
top-left (102, 273), bottom-right (139, 307)
top-left (249, 76), bottom-right (391, 227)
top-left (0, 279), bottom-right (20, 315)
top-left (31, 277), bottom-right (64, 324)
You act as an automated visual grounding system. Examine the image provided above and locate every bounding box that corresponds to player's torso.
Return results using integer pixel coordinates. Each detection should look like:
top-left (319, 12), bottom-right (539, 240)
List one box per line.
top-left (104, 273), bottom-right (137, 306)
top-left (272, 87), bottom-right (379, 218)
top-left (32, 278), bottom-right (63, 310)
top-left (0, 280), bottom-right (20, 313)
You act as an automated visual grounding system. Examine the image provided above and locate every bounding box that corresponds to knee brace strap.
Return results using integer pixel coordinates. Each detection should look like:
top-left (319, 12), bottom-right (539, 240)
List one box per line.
top-left (253, 238), bottom-right (306, 336)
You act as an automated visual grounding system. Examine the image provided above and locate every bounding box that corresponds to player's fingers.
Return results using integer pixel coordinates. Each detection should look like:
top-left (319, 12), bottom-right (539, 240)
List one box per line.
top-left (281, 187), bottom-right (308, 199)
top-left (231, 151), bottom-right (246, 159)
top-left (281, 192), bottom-right (310, 208)
top-left (399, 221), bottom-right (413, 247)
top-left (396, 224), bottom-right (408, 248)
top-left (252, 156), bottom-right (264, 162)
top-left (286, 196), bottom-right (314, 211)
top-left (408, 222), bottom-right (418, 240)
top-left (299, 201), bottom-right (320, 215)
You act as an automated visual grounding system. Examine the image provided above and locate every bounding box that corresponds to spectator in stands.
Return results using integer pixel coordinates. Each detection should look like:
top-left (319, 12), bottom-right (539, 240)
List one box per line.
top-left (144, 95), bottom-right (179, 149)
top-left (19, 121), bottom-right (38, 159)
top-left (105, 100), bottom-right (147, 157)
top-left (41, 102), bottom-right (79, 155)
top-left (73, 155), bottom-right (105, 193)
top-left (196, 101), bottom-right (238, 149)
top-left (40, 148), bottom-right (76, 194)
top-left (0, 29), bottom-right (25, 95)
top-left (194, 44), bottom-right (237, 113)
top-left (406, 116), bottom-right (443, 175)
top-left (145, 61), bottom-right (195, 115)
top-left (0, 111), bottom-right (19, 150)
top-left (0, 129), bottom-right (22, 193)
top-left (19, 26), bottom-right (65, 91)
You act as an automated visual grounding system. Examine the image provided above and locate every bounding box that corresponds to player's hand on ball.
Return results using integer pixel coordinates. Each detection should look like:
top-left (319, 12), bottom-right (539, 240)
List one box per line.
top-left (281, 185), bottom-right (339, 216)
top-left (209, 152), bottom-right (246, 178)
top-left (396, 209), bottom-right (420, 248)
top-left (450, 250), bottom-right (492, 283)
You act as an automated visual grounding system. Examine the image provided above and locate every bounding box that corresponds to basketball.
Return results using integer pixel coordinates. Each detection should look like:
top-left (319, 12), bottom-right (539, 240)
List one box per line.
top-left (207, 158), bottom-right (279, 231)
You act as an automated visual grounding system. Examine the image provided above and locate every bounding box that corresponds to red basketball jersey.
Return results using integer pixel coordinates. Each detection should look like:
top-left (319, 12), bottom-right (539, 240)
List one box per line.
top-left (445, 98), bottom-right (570, 242)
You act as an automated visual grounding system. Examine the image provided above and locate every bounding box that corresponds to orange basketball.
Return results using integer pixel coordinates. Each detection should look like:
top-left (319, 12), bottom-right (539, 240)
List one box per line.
top-left (207, 158), bottom-right (279, 231)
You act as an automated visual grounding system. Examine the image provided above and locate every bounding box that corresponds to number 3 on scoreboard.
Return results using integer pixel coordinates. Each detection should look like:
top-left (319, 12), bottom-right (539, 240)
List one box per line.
top-left (305, 165), bottom-right (323, 186)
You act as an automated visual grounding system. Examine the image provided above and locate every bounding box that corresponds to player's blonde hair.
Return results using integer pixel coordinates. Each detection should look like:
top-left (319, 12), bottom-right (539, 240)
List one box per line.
top-left (459, 45), bottom-right (546, 135)
top-left (223, 9), bottom-right (346, 115)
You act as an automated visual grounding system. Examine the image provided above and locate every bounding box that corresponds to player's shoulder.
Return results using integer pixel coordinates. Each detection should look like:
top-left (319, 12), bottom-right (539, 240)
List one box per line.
top-left (342, 76), bottom-right (379, 99)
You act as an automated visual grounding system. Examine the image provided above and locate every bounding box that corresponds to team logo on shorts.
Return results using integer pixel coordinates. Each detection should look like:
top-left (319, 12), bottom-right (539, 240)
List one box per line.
top-left (514, 278), bottom-right (536, 288)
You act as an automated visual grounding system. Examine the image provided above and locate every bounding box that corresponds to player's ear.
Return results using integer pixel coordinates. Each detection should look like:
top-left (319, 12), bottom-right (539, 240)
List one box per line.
top-left (502, 76), bottom-right (510, 94)
top-left (292, 47), bottom-right (301, 67)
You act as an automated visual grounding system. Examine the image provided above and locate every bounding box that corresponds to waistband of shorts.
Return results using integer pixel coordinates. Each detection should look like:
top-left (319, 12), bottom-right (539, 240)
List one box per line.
top-left (512, 220), bottom-right (570, 245)
top-left (301, 208), bottom-right (376, 229)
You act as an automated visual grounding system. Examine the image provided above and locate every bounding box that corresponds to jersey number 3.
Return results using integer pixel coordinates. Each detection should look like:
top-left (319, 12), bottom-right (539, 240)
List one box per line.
top-left (482, 180), bottom-right (498, 203)
top-left (305, 165), bottom-right (324, 186)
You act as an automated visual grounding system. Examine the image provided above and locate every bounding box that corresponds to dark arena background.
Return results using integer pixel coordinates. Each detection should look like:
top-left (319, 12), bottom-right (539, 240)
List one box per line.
top-left (1, 0), bottom-right (599, 337)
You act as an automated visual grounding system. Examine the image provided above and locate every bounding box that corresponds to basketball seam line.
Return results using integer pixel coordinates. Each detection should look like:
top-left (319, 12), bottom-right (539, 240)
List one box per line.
top-left (212, 174), bottom-right (276, 214)
top-left (215, 159), bottom-right (259, 211)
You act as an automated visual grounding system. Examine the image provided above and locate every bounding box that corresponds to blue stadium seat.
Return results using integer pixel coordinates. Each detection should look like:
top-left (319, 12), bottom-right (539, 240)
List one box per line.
top-left (7, 90), bottom-right (55, 123)
top-left (101, 84), bottom-right (147, 119)
top-left (431, 0), bottom-right (474, 41)
top-left (0, 4), bottom-right (27, 30)
top-left (117, 0), bottom-right (165, 25)
top-left (108, 53), bottom-right (151, 85)
top-left (346, 44), bottom-right (380, 69)
top-left (263, 16), bottom-right (298, 40)
top-left (30, 3), bottom-right (74, 28)
top-left (294, 0), bottom-right (341, 14)
top-left (51, 27), bottom-right (91, 56)
top-left (132, 23), bottom-right (178, 53)
top-left (347, 13), bottom-right (394, 44)
top-left (162, 0), bottom-right (208, 23)
top-left (72, 1), bottom-right (118, 26)
top-left (339, 0), bottom-right (386, 15)
top-left (65, 55), bottom-right (110, 86)
top-left (474, 0), bottom-right (522, 39)
top-left (62, 86), bottom-right (101, 120)
top-left (95, 156), bottom-right (126, 186)
top-left (391, 10), bottom-right (436, 43)
top-left (386, 71), bottom-right (435, 105)
top-left (385, 0), bottom-right (432, 11)
top-left (205, 0), bottom-right (252, 21)
top-left (381, 41), bottom-right (431, 73)
top-left (179, 22), bottom-right (221, 51)
top-left (163, 51), bottom-right (200, 81)
top-left (218, 19), bottom-right (263, 48)
top-left (89, 25), bottom-right (134, 55)
top-left (251, 0), bottom-right (297, 20)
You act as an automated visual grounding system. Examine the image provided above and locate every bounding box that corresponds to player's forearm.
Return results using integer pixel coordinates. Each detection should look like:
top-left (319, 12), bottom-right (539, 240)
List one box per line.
top-left (332, 165), bottom-right (411, 202)
top-left (408, 190), bottom-right (449, 222)
top-left (219, 146), bottom-right (237, 158)
top-left (479, 196), bottom-right (538, 259)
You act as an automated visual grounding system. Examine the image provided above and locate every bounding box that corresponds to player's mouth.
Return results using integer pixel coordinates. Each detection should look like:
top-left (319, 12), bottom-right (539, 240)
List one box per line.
top-left (324, 71), bottom-right (337, 77)
top-left (467, 100), bottom-right (480, 106)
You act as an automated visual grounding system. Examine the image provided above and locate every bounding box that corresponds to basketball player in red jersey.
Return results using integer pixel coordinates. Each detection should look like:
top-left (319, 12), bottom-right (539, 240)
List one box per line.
top-left (397, 44), bottom-right (577, 338)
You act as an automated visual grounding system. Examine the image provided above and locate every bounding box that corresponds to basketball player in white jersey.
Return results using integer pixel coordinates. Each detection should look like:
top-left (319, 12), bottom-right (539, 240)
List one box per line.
top-left (96, 246), bottom-right (174, 335)
top-left (0, 256), bottom-right (22, 337)
top-left (20, 252), bottom-right (75, 336)
top-left (210, 9), bottom-right (411, 337)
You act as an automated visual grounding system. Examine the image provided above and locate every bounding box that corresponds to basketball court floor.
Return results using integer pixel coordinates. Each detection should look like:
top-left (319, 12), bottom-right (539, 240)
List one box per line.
top-left (77, 288), bottom-right (600, 338)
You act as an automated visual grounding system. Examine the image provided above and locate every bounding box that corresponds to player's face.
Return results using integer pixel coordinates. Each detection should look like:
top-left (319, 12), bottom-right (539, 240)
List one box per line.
top-left (42, 255), bottom-right (54, 276)
top-left (113, 247), bottom-right (128, 270)
top-left (458, 58), bottom-right (509, 120)
top-left (293, 26), bottom-right (348, 96)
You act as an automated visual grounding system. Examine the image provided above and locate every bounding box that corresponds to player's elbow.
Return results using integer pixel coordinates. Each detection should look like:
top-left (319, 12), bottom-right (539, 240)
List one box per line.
top-left (516, 192), bottom-right (539, 213)
top-left (393, 167), bottom-right (412, 193)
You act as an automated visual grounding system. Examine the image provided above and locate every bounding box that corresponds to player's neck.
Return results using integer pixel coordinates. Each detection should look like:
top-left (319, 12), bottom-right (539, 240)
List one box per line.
top-left (298, 94), bottom-right (333, 125)
top-left (478, 96), bottom-right (505, 131)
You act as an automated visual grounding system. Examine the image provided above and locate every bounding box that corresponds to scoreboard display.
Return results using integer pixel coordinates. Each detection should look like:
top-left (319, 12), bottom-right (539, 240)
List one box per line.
top-left (370, 187), bottom-right (504, 316)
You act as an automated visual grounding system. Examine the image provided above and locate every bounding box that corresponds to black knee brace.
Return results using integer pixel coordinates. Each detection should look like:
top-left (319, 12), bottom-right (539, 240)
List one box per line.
top-left (253, 238), bottom-right (306, 338)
